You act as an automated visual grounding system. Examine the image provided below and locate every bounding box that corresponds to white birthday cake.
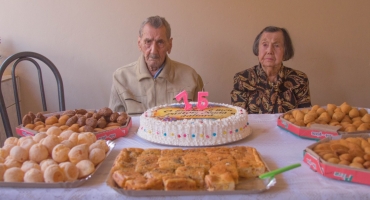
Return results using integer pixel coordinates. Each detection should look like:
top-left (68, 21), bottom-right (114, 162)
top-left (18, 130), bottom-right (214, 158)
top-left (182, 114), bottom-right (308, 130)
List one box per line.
top-left (137, 102), bottom-right (251, 146)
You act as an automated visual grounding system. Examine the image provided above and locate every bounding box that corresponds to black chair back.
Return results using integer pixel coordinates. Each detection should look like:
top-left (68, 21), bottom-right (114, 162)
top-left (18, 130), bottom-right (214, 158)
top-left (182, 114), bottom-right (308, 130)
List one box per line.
top-left (0, 51), bottom-right (65, 138)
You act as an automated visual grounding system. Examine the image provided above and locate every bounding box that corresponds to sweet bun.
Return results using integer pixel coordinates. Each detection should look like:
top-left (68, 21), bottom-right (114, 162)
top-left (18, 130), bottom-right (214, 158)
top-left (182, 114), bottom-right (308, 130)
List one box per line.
top-left (40, 159), bottom-right (58, 172)
top-left (44, 164), bottom-right (65, 183)
top-left (68, 144), bottom-right (89, 164)
top-left (77, 133), bottom-right (95, 146)
top-left (58, 114), bottom-right (70, 125)
top-left (29, 143), bottom-right (49, 163)
top-left (9, 146), bottom-right (29, 162)
top-left (45, 116), bottom-right (59, 125)
top-left (24, 168), bottom-right (44, 183)
top-left (60, 140), bottom-right (75, 149)
top-left (59, 130), bottom-right (75, 141)
top-left (59, 162), bottom-right (79, 182)
top-left (76, 160), bottom-right (95, 178)
top-left (52, 144), bottom-right (70, 163)
top-left (68, 132), bottom-right (79, 145)
top-left (4, 157), bottom-right (22, 168)
top-left (4, 167), bottom-right (24, 182)
top-left (21, 160), bottom-right (41, 172)
top-left (89, 148), bottom-right (105, 166)
top-left (340, 102), bottom-right (352, 115)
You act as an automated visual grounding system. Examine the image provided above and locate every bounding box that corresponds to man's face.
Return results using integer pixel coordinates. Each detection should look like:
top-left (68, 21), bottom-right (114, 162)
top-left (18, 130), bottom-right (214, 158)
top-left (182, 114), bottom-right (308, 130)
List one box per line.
top-left (138, 24), bottom-right (172, 72)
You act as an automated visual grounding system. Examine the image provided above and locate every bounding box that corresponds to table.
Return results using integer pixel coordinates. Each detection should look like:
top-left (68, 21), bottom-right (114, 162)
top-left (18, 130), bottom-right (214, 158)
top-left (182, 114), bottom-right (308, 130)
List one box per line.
top-left (1, 114), bottom-right (369, 200)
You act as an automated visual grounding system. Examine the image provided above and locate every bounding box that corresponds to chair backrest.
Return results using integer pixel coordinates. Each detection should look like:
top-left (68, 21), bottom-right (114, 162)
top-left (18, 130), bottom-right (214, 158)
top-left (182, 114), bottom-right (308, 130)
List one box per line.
top-left (0, 51), bottom-right (65, 138)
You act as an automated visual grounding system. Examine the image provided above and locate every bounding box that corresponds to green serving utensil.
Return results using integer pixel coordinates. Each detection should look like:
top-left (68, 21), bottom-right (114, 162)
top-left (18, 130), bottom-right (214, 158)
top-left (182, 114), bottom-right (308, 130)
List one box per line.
top-left (259, 163), bottom-right (301, 179)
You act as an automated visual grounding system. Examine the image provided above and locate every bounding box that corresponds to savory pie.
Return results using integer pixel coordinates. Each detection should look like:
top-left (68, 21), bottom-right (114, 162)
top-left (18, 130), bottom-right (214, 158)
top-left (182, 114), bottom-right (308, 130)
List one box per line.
top-left (111, 146), bottom-right (265, 191)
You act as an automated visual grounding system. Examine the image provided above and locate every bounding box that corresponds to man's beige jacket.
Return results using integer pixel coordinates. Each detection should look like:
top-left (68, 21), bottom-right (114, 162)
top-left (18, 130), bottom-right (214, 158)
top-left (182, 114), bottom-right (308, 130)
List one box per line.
top-left (109, 55), bottom-right (203, 115)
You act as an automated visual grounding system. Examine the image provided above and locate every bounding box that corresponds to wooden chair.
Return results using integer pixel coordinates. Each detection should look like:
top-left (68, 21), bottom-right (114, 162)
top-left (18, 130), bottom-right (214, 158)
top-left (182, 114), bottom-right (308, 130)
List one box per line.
top-left (0, 51), bottom-right (65, 138)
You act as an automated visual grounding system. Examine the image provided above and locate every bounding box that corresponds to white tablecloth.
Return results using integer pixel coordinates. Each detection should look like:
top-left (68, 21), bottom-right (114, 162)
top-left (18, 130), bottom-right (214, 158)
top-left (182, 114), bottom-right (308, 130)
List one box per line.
top-left (1, 114), bottom-right (369, 200)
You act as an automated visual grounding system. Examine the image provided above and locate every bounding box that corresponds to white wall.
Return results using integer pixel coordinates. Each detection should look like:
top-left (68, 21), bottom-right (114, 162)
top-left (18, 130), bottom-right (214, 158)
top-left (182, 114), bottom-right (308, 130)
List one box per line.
top-left (1, 0), bottom-right (370, 116)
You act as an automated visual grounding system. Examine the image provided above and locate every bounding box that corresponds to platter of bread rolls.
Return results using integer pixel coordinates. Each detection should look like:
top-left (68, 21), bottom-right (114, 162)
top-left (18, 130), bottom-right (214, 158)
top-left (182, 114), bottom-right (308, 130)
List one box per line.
top-left (278, 102), bottom-right (370, 139)
top-left (0, 129), bottom-right (115, 187)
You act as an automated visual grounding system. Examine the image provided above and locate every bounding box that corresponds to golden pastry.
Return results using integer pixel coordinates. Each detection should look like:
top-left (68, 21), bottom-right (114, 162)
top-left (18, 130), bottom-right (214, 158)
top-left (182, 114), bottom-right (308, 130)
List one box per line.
top-left (89, 140), bottom-right (109, 153)
top-left (41, 135), bottom-right (61, 154)
top-left (340, 102), bottom-right (352, 115)
top-left (4, 137), bottom-right (18, 146)
top-left (33, 132), bottom-right (48, 143)
top-left (58, 114), bottom-right (70, 125)
top-left (332, 112), bottom-right (345, 122)
top-left (359, 108), bottom-right (368, 117)
top-left (19, 138), bottom-right (36, 152)
top-left (9, 146), bottom-right (29, 162)
top-left (46, 126), bottom-right (62, 136)
top-left (4, 158), bottom-right (22, 168)
top-left (349, 108), bottom-right (360, 118)
top-left (362, 114), bottom-right (370, 123)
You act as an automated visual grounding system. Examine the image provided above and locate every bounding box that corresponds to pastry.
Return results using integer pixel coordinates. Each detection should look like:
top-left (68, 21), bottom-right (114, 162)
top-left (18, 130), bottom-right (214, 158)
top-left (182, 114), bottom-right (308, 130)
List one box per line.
top-left (76, 160), bottom-right (95, 178)
top-left (29, 143), bottom-right (49, 163)
top-left (24, 168), bottom-right (44, 183)
top-left (43, 164), bottom-right (65, 183)
top-left (59, 162), bottom-right (79, 182)
top-left (52, 144), bottom-right (70, 163)
top-left (4, 167), bottom-right (24, 182)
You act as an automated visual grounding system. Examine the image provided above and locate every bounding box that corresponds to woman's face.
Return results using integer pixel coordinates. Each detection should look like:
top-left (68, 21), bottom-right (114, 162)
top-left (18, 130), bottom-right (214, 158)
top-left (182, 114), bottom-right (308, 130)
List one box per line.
top-left (258, 31), bottom-right (285, 69)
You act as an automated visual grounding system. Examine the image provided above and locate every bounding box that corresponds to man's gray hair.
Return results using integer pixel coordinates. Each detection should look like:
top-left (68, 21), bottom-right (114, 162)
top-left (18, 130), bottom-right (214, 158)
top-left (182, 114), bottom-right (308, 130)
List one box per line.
top-left (139, 16), bottom-right (171, 39)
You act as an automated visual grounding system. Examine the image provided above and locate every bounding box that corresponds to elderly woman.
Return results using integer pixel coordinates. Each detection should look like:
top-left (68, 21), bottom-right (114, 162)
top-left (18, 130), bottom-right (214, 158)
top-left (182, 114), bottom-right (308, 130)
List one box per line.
top-left (231, 26), bottom-right (311, 114)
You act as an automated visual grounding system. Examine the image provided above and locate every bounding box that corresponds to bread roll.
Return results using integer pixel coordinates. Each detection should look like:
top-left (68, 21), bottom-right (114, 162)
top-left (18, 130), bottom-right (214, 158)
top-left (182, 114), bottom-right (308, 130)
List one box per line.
top-left (44, 164), bottom-right (65, 183)
top-left (52, 144), bottom-right (70, 163)
top-left (9, 146), bottom-right (29, 162)
top-left (0, 148), bottom-right (9, 159)
top-left (89, 148), bottom-right (105, 166)
top-left (4, 157), bottom-right (22, 168)
top-left (40, 159), bottom-right (58, 172)
top-left (58, 114), bottom-right (70, 125)
top-left (76, 160), bottom-right (95, 178)
top-left (19, 138), bottom-right (37, 152)
top-left (24, 168), bottom-right (44, 183)
top-left (68, 144), bottom-right (89, 164)
top-left (2, 144), bottom-right (15, 152)
top-left (4, 167), bottom-right (24, 182)
top-left (0, 163), bottom-right (6, 181)
top-left (46, 126), bottom-right (62, 136)
top-left (59, 162), bottom-right (79, 181)
top-left (89, 140), bottom-right (109, 153)
top-left (29, 143), bottom-right (49, 163)
top-left (41, 135), bottom-right (61, 154)
top-left (33, 132), bottom-right (48, 143)
top-left (45, 116), bottom-right (59, 125)
top-left (68, 132), bottom-right (79, 145)
top-left (4, 137), bottom-right (19, 146)
top-left (21, 160), bottom-right (41, 172)
top-left (60, 140), bottom-right (76, 149)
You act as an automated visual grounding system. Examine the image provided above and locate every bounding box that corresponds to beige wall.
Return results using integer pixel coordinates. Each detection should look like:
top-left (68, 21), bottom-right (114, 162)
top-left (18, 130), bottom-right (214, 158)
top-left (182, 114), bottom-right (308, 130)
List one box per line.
top-left (1, 0), bottom-right (370, 115)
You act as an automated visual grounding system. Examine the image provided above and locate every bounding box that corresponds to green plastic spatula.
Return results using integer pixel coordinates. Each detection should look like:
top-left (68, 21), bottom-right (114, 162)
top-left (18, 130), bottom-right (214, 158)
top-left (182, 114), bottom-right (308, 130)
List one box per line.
top-left (259, 163), bottom-right (301, 179)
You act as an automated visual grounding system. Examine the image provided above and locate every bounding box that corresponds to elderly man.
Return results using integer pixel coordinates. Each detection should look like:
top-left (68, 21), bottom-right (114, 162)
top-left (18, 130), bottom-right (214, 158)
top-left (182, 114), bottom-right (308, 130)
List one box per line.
top-left (109, 16), bottom-right (204, 115)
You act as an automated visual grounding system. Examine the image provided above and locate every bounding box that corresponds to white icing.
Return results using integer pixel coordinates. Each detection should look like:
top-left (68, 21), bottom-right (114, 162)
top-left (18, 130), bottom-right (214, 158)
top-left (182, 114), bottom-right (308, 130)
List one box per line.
top-left (137, 102), bottom-right (250, 146)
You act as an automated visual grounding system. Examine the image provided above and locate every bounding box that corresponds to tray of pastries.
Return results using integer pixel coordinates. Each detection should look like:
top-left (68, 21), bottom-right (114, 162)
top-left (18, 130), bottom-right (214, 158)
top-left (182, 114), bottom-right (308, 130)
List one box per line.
top-left (0, 132), bottom-right (115, 188)
top-left (106, 146), bottom-right (276, 196)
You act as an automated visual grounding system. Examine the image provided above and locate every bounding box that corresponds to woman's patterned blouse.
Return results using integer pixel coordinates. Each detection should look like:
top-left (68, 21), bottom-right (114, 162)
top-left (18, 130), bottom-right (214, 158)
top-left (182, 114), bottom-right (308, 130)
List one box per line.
top-left (231, 64), bottom-right (311, 114)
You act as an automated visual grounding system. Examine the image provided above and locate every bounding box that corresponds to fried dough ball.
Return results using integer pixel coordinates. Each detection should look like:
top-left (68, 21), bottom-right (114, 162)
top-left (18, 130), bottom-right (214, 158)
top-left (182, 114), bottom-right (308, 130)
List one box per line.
top-left (40, 159), bottom-right (58, 172)
top-left (332, 112), bottom-right (345, 122)
top-left (317, 112), bottom-right (331, 123)
top-left (362, 114), bottom-right (370, 123)
top-left (21, 160), bottom-right (41, 172)
top-left (349, 162), bottom-right (364, 169)
top-left (52, 144), bottom-right (71, 163)
top-left (24, 168), bottom-right (44, 183)
top-left (340, 102), bottom-right (352, 115)
top-left (76, 160), bottom-right (95, 178)
top-left (359, 108), bottom-right (369, 117)
top-left (58, 115), bottom-right (70, 125)
top-left (327, 104), bottom-right (337, 111)
top-left (303, 112), bottom-right (316, 124)
top-left (4, 167), bottom-right (24, 182)
top-left (4, 137), bottom-right (19, 146)
top-left (41, 135), bottom-right (61, 154)
top-left (59, 162), bottom-right (79, 182)
top-left (68, 144), bottom-right (89, 164)
top-left (349, 108), bottom-right (360, 119)
top-left (89, 148), bottom-right (105, 166)
top-left (29, 143), bottom-right (49, 163)
top-left (45, 116), bottom-right (59, 125)
top-left (44, 164), bottom-right (65, 183)
top-left (9, 146), bottom-right (29, 162)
